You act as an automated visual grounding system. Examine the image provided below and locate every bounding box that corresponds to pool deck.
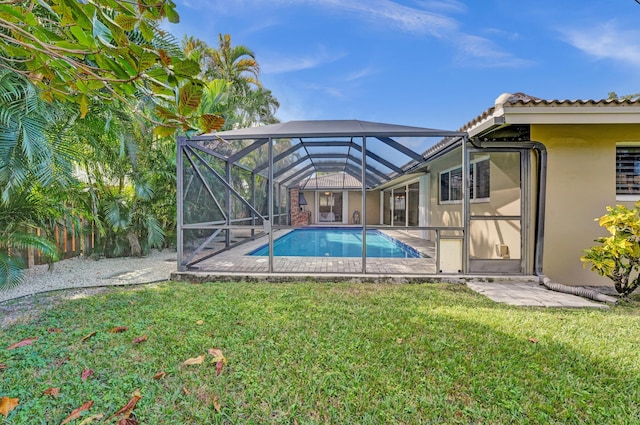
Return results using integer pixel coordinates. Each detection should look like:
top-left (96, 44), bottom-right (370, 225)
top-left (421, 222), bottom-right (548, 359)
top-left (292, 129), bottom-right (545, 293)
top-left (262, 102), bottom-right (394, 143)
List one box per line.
top-left (181, 228), bottom-right (437, 275)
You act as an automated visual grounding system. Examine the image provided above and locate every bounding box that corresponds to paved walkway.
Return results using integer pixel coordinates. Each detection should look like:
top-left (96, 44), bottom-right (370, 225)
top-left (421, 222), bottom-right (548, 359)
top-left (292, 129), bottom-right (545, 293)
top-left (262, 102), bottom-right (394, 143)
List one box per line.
top-left (0, 249), bottom-right (613, 309)
top-left (466, 281), bottom-right (610, 308)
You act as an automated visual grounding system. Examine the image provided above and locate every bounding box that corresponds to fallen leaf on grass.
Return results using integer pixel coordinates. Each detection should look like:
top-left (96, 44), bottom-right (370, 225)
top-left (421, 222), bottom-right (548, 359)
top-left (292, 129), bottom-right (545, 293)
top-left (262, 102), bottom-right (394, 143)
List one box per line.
top-left (109, 389), bottom-right (142, 420)
top-left (78, 413), bottom-right (104, 424)
top-left (81, 368), bottom-right (94, 381)
top-left (396, 338), bottom-right (404, 344)
top-left (109, 326), bottom-right (128, 333)
top-left (61, 400), bottom-right (93, 424)
top-left (213, 395), bottom-right (221, 413)
top-left (48, 328), bottom-right (63, 333)
top-left (152, 371), bottom-right (166, 380)
top-left (208, 348), bottom-right (226, 376)
top-left (196, 320), bottom-right (204, 325)
top-left (43, 387), bottom-right (60, 398)
top-left (117, 418), bottom-right (139, 425)
top-left (0, 364), bottom-right (7, 370)
top-left (132, 335), bottom-right (147, 344)
top-left (0, 396), bottom-right (19, 417)
top-left (207, 348), bottom-right (225, 361)
top-left (528, 338), bottom-right (539, 344)
top-left (183, 387), bottom-right (190, 395)
top-left (81, 331), bottom-right (97, 342)
top-left (7, 337), bottom-right (37, 350)
top-left (182, 355), bottom-right (205, 366)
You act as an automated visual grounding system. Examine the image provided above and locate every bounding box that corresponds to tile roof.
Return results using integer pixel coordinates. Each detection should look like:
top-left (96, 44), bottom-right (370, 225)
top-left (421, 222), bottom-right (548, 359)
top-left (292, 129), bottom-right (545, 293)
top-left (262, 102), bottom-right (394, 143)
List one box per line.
top-left (299, 172), bottom-right (362, 190)
top-left (460, 92), bottom-right (640, 132)
top-left (419, 92), bottom-right (640, 162)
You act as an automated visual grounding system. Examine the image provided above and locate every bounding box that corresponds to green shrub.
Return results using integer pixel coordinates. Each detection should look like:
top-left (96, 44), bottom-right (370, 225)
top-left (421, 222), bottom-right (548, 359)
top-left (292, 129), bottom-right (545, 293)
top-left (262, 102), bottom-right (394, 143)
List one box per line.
top-left (581, 202), bottom-right (640, 297)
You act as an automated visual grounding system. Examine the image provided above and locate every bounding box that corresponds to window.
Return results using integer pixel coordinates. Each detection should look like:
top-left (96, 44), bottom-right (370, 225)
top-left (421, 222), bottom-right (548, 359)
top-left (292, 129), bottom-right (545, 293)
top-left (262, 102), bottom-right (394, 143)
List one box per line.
top-left (616, 146), bottom-right (640, 196)
top-left (440, 158), bottom-right (490, 203)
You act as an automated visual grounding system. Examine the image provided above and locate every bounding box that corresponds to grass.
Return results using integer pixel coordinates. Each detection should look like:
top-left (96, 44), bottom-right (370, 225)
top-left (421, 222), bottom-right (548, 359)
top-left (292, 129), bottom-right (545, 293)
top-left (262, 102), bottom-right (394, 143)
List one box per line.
top-left (1, 282), bottom-right (640, 424)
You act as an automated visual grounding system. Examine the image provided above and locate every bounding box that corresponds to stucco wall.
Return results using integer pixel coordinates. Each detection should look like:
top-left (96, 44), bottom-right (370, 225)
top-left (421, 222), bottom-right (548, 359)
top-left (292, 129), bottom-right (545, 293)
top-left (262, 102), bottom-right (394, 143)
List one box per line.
top-left (300, 190), bottom-right (379, 224)
top-left (347, 191), bottom-right (380, 224)
top-left (427, 150), bottom-right (522, 260)
top-left (428, 150), bottom-right (464, 228)
top-left (532, 124), bottom-right (640, 286)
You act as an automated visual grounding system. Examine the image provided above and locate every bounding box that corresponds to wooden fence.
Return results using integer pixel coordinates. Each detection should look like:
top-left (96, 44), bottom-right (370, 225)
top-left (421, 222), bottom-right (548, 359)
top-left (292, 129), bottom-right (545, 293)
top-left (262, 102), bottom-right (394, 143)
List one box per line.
top-left (29, 223), bottom-right (95, 267)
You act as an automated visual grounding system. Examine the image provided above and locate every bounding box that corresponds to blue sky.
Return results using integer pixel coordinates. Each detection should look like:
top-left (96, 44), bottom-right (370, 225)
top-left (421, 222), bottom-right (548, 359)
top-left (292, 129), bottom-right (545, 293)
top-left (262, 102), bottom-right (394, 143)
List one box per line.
top-left (168, 0), bottom-right (640, 131)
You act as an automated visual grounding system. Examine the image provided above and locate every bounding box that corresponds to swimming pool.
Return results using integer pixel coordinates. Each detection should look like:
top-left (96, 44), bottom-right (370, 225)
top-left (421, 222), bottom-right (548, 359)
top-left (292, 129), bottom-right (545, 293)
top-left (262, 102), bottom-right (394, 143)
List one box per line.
top-left (248, 228), bottom-right (423, 258)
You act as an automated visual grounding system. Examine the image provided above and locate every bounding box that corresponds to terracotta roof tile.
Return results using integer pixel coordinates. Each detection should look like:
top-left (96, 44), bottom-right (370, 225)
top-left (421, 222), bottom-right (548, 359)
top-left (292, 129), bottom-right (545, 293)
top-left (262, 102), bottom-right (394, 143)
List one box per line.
top-left (299, 172), bottom-right (361, 189)
top-left (459, 92), bottom-right (640, 132)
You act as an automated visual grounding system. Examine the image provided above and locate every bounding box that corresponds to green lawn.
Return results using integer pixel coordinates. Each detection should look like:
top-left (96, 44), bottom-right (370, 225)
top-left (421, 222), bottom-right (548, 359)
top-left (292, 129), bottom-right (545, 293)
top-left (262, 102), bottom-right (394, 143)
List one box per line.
top-left (1, 282), bottom-right (640, 424)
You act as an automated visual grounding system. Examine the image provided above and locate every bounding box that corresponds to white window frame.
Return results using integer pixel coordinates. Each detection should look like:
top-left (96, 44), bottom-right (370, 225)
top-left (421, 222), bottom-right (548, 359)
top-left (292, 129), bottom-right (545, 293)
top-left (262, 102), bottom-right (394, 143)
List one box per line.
top-left (439, 156), bottom-right (490, 205)
top-left (616, 143), bottom-right (640, 202)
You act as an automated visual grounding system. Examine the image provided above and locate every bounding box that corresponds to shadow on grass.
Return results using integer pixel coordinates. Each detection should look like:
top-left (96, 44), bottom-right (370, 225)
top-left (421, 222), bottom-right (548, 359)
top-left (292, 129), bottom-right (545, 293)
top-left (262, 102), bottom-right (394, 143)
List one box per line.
top-left (1, 281), bottom-right (639, 424)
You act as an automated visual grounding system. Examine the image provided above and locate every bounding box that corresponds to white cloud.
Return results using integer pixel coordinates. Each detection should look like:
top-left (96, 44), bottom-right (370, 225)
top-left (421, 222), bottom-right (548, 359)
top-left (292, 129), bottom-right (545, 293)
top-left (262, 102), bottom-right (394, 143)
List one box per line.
top-left (180, 0), bottom-right (529, 69)
top-left (344, 67), bottom-right (376, 82)
top-left (562, 21), bottom-right (640, 66)
top-left (305, 82), bottom-right (345, 98)
top-left (454, 35), bottom-right (533, 68)
top-left (414, 0), bottom-right (467, 14)
top-left (304, 0), bottom-right (529, 68)
top-left (261, 45), bottom-right (348, 74)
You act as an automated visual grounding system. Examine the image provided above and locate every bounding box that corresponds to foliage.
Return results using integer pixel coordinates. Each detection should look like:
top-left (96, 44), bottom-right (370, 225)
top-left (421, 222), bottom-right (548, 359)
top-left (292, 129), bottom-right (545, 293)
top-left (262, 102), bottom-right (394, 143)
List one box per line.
top-left (0, 2), bottom-right (281, 285)
top-left (183, 34), bottom-right (279, 128)
top-left (0, 186), bottom-right (62, 289)
top-left (0, 0), bottom-right (224, 135)
top-left (2, 282), bottom-right (640, 423)
top-left (608, 91), bottom-right (640, 102)
top-left (581, 202), bottom-right (640, 296)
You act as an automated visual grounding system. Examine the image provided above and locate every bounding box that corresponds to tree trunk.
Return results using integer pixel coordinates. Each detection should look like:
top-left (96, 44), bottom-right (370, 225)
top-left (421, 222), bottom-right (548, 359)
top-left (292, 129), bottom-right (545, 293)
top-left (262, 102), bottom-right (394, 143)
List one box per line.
top-left (127, 231), bottom-right (142, 257)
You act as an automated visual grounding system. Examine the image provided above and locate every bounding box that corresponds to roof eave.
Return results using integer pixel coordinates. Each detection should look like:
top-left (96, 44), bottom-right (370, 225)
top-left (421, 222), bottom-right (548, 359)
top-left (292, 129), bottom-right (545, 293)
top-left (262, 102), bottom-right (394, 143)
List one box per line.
top-left (500, 105), bottom-right (640, 125)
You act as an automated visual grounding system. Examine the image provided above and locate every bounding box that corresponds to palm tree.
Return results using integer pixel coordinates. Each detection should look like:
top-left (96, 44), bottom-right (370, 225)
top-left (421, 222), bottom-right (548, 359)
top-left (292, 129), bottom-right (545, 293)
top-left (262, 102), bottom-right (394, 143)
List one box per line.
top-left (206, 34), bottom-right (261, 94)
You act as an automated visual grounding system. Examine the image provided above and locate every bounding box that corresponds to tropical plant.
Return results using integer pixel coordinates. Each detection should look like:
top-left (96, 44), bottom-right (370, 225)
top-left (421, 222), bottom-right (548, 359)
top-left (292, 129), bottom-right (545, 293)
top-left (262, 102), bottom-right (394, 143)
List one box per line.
top-left (0, 0), bottom-right (223, 135)
top-left (0, 186), bottom-right (62, 289)
top-left (205, 33), bottom-right (261, 92)
top-left (581, 202), bottom-right (640, 297)
top-left (184, 34), bottom-right (279, 128)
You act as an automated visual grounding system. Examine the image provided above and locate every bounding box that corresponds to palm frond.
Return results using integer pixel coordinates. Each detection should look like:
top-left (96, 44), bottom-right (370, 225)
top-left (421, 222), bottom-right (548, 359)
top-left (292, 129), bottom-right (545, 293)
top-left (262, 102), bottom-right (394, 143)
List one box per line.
top-left (0, 252), bottom-right (25, 289)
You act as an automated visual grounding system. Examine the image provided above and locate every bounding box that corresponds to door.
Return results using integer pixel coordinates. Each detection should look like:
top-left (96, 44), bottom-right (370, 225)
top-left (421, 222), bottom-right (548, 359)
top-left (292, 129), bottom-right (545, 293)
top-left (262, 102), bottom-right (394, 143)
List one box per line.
top-left (467, 150), bottom-right (528, 274)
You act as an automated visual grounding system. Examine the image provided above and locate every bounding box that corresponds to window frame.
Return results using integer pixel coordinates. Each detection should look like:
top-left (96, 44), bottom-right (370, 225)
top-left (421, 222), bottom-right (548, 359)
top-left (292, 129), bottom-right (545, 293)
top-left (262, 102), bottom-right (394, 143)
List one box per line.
top-left (616, 143), bottom-right (640, 201)
top-left (439, 157), bottom-right (490, 205)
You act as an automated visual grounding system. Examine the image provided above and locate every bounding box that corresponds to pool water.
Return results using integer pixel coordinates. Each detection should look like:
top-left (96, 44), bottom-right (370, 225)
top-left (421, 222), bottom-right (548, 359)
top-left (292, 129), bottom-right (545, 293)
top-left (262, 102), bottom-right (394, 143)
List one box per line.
top-left (248, 228), bottom-right (422, 258)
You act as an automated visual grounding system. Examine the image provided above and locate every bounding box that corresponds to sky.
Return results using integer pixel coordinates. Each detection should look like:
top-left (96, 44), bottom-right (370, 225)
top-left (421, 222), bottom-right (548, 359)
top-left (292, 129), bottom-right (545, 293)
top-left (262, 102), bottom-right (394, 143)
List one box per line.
top-left (166, 0), bottom-right (640, 131)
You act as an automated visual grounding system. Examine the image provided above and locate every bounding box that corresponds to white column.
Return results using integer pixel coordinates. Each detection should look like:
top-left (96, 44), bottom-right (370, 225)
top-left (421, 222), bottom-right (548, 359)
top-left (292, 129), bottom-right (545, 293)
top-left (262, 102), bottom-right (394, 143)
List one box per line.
top-left (419, 174), bottom-right (430, 240)
top-left (342, 190), bottom-right (349, 224)
top-left (379, 191), bottom-right (384, 224)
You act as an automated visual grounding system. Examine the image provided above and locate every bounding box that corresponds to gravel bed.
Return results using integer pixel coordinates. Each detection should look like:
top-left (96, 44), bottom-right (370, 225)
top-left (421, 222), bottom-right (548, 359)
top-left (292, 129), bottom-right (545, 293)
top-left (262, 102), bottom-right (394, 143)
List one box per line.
top-left (0, 250), bottom-right (177, 304)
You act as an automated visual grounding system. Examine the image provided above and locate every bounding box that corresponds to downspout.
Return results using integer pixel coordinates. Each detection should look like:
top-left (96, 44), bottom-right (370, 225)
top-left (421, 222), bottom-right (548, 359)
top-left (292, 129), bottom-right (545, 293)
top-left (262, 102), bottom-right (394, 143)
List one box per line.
top-left (530, 141), bottom-right (547, 277)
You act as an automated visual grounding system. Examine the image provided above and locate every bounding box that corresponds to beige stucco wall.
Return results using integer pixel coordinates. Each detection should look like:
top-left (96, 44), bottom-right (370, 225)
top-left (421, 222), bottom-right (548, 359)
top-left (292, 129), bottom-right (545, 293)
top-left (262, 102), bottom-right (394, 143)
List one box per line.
top-left (532, 124), bottom-right (640, 286)
top-left (428, 149), bottom-right (464, 228)
top-left (427, 150), bottom-right (522, 260)
top-left (347, 190), bottom-right (380, 224)
top-left (300, 190), bottom-right (379, 224)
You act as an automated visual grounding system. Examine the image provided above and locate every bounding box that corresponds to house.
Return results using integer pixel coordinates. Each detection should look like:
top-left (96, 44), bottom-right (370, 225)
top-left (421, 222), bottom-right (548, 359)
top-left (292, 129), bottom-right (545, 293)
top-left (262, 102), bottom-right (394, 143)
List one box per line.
top-left (459, 92), bottom-right (640, 285)
top-left (175, 93), bottom-right (640, 286)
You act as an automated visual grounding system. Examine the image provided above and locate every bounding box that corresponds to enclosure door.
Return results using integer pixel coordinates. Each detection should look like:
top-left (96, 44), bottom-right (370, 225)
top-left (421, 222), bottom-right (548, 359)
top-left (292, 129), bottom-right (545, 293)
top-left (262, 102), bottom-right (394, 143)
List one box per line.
top-left (468, 150), bottom-right (528, 274)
